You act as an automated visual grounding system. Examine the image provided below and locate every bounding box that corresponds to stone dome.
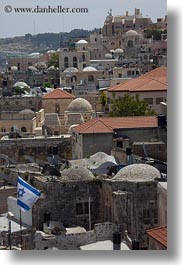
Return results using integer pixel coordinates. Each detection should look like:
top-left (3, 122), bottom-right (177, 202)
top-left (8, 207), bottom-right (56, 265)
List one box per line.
top-left (67, 98), bottom-right (93, 113)
top-left (112, 164), bottom-right (160, 181)
top-left (76, 40), bottom-right (88, 44)
top-left (83, 66), bottom-right (97, 72)
top-left (61, 166), bottom-right (94, 182)
top-left (105, 53), bottom-right (113, 59)
top-left (126, 30), bottom-right (138, 36)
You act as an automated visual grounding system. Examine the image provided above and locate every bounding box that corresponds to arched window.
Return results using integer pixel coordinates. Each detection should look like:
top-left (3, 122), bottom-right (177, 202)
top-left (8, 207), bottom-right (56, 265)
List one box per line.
top-left (71, 76), bottom-right (77, 83)
top-left (144, 55), bottom-right (148, 61)
top-left (73, 57), bottom-right (78, 68)
top-left (64, 57), bottom-right (69, 68)
top-left (21, 127), bottom-right (27, 132)
top-left (127, 40), bottom-right (133, 48)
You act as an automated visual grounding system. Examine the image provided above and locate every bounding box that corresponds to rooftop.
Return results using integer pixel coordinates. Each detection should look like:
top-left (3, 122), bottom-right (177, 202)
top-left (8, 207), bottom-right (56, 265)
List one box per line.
top-left (42, 88), bottom-right (75, 100)
top-left (146, 226), bottom-right (167, 248)
top-left (72, 116), bottom-right (158, 134)
top-left (109, 67), bottom-right (167, 93)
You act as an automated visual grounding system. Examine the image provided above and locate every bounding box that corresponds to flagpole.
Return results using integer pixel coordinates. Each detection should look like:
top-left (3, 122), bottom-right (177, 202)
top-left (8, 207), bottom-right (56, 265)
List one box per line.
top-left (19, 209), bottom-right (23, 250)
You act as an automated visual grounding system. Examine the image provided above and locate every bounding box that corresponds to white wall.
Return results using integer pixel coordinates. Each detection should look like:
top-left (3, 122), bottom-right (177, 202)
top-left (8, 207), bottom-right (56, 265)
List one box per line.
top-left (8, 196), bottom-right (32, 226)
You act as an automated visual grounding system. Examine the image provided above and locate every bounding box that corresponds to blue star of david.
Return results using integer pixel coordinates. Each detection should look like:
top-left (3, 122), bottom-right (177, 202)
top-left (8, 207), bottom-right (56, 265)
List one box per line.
top-left (18, 188), bottom-right (26, 198)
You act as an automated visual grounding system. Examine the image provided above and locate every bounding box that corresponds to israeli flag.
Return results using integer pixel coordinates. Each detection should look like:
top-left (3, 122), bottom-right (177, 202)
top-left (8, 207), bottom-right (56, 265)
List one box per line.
top-left (17, 176), bottom-right (41, 211)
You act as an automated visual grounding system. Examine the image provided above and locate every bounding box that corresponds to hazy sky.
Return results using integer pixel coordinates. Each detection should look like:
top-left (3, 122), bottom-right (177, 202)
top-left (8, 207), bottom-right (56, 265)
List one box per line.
top-left (0, 0), bottom-right (167, 38)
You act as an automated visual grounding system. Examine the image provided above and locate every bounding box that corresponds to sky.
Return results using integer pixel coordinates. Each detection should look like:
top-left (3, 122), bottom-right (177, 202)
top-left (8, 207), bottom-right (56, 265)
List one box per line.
top-left (0, 0), bottom-right (167, 38)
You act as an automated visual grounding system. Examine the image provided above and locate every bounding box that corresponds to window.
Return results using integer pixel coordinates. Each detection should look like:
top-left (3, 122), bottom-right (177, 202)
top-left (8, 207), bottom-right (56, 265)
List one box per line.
top-left (118, 73), bottom-right (122, 78)
top-left (144, 98), bottom-right (153, 105)
top-left (76, 202), bottom-right (90, 215)
top-left (64, 57), bottom-right (69, 68)
top-left (127, 40), bottom-right (133, 48)
top-left (156, 98), bottom-right (163, 104)
top-left (76, 203), bottom-right (83, 215)
top-left (88, 75), bottom-right (94, 82)
top-left (21, 127), bottom-right (27, 132)
top-left (82, 54), bottom-right (86, 62)
top-left (73, 56), bottom-right (78, 68)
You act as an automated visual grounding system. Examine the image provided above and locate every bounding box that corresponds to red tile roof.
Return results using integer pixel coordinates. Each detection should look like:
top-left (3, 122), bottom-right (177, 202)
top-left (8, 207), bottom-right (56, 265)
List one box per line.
top-left (109, 67), bottom-right (167, 93)
top-left (147, 226), bottom-right (167, 248)
top-left (73, 116), bottom-right (158, 134)
top-left (43, 88), bottom-right (75, 99)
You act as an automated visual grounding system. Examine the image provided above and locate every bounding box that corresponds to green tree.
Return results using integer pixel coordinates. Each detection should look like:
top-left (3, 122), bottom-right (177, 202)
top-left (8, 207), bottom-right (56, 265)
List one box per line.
top-left (100, 91), bottom-right (107, 107)
top-left (48, 54), bottom-right (59, 68)
top-left (109, 94), bottom-right (155, 117)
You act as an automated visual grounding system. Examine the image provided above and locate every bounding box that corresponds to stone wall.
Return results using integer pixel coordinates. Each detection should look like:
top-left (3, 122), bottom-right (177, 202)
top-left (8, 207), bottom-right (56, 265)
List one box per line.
top-left (0, 96), bottom-right (42, 112)
top-left (0, 136), bottom-right (72, 164)
top-left (132, 142), bottom-right (167, 161)
top-left (32, 180), bottom-right (103, 231)
top-left (0, 187), bottom-right (16, 213)
top-left (33, 222), bottom-right (117, 250)
top-left (102, 180), bottom-right (159, 249)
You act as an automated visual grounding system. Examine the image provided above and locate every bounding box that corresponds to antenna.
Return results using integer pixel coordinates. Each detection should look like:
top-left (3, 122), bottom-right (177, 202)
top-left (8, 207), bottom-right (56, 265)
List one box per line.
top-left (33, 20), bottom-right (36, 35)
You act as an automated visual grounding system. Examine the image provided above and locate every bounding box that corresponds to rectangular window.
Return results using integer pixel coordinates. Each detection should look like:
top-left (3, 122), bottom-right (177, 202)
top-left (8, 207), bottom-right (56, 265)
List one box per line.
top-left (76, 203), bottom-right (83, 215)
top-left (144, 98), bottom-right (153, 105)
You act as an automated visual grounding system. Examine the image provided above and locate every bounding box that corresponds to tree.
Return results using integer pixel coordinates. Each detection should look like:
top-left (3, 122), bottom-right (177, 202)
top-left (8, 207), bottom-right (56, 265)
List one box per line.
top-left (100, 91), bottom-right (107, 107)
top-left (109, 94), bottom-right (155, 117)
top-left (48, 54), bottom-right (59, 68)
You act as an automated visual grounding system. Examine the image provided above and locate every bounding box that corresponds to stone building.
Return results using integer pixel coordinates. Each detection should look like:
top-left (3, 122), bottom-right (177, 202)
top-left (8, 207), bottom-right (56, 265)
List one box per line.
top-left (146, 226), bottom-right (167, 250)
top-left (64, 97), bottom-right (94, 126)
top-left (31, 167), bottom-right (102, 231)
top-left (0, 109), bottom-right (44, 136)
top-left (71, 116), bottom-right (158, 159)
top-left (102, 164), bottom-right (160, 249)
top-left (59, 40), bottom-right (90, 72)
top-left (42, 88), bottom-right (75, 114)
top-left (108, 67), bottom-right (167, 115)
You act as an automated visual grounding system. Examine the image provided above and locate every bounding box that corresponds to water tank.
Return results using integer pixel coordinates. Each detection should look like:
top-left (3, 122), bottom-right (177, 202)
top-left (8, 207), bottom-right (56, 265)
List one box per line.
top-left (132, 239), bottom-right (140, 250)
top-left (158, 115), bottom-right (167, 128)
top-left (126, 147), bottom-right (132, 156)
top-left (113, 233), bottom-right (121, 250)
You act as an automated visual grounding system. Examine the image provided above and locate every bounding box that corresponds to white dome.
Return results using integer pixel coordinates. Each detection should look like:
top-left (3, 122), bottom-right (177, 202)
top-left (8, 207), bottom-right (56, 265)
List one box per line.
top-left (83, 66), bottom-right (97, 72)
top-left (105, 53), bottom-right (113, 59)
top-left (13, 82), bottom-right (30, 88)
top-left (63, 67), bottom-right (79, 74)
top-left (67, 98), bottom-right (93, 112)
top-left (112, 164), bottom-right (161, 181)
top-left (76, 40), bottom-right (88, 44)
top-left (48, 66), bottom-right (56, 71)
top-left (36, 62), bottom-right (47, 69)
top-left (47, 50), bottom-right (56, 54)
top-left (28, 66), bottom-right (37, 72)
top-left (115, 48), bottom-right (124, 54)
top-left (11, 66), bottom-right (18, 72)
top-left (126, 30), bottom-right (138, 36)
top-left (110, 50), bottom-right (115, 53)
